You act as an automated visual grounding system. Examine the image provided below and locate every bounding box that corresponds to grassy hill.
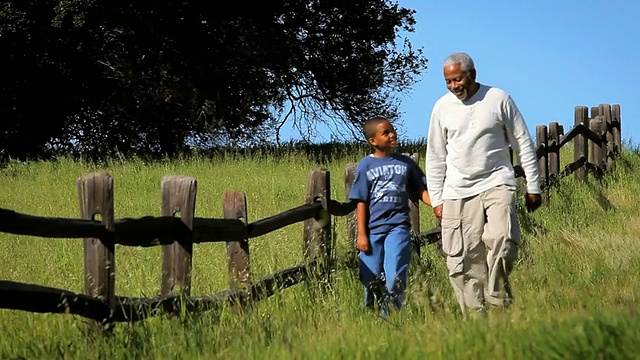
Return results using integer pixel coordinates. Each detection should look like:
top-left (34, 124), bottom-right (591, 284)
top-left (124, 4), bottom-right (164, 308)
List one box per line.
top-left (1, 143), bottom-right (639, 359)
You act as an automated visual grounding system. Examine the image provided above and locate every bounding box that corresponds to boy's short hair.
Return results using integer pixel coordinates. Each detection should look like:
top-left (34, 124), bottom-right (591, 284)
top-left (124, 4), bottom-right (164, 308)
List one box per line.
top-left (363, 116), bottom-right (388, 140)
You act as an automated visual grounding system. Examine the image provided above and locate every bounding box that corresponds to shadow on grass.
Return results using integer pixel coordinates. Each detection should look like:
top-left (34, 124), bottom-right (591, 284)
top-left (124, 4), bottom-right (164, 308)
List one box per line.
top-left (515, 195), bottom-right (546, 237)
top-left (586, 180), bottom-right (615, 212)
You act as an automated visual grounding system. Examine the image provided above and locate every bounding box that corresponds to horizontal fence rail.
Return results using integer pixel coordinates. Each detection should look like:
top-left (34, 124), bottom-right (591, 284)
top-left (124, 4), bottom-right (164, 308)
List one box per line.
top-left (0, 260), bottom-right (315, 324)
top-left (0, 201), bottom-right (367, 247)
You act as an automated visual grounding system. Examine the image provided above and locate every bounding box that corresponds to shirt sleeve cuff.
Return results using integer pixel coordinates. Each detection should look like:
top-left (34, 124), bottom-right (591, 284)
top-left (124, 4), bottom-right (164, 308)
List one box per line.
top-left (526, 182), bottom-right (542, 195)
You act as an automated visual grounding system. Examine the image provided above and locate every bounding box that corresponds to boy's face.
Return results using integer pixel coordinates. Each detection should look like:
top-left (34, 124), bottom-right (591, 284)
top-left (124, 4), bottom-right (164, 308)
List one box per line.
top-left (369, 120), bottom-right (398, 151)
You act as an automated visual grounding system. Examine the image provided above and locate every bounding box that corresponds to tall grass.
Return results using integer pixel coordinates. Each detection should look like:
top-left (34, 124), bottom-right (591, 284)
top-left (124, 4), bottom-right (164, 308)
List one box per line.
top-left (1, 143), bottom-right (640, 359)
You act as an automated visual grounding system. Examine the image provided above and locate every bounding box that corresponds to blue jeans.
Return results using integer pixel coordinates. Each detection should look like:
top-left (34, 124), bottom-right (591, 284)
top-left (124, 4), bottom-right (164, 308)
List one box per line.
top-left (359, 225), bottom-right (412, 313)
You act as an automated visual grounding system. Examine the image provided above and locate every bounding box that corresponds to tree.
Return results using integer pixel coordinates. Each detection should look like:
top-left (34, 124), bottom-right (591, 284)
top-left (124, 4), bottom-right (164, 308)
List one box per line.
top-left (0, 0), bottom-right (427, 159)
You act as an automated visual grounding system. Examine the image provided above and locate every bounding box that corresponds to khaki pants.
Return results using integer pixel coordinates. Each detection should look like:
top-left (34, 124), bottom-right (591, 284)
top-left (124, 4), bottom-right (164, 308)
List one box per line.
top-left (440, 185), bottom-right (519, 316)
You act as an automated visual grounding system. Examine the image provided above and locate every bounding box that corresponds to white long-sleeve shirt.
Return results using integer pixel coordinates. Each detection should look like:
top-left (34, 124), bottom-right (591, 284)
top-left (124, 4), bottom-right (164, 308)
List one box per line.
top-left (425, 84), bottom-right (541, 207)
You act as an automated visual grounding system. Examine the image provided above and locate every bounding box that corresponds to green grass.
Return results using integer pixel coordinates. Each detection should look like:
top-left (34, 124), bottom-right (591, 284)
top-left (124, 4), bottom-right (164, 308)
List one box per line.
top-left (1, 144), bottom-right (640, 359)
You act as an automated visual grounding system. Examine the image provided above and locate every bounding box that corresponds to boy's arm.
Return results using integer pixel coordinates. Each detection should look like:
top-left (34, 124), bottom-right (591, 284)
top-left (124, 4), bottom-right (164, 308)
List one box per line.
top-left (420, 189), bottom-right (431, 207)
top-left (406, 157), bottom-right (431, 207)
top-left (349, 161), bottom-right (371, 252)
top-left (355, 201), bottom-right (370, 253)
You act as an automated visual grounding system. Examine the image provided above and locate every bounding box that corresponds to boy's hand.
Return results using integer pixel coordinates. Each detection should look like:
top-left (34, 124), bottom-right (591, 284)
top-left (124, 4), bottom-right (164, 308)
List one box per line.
top-left (433, 204), bottom-right (443, 221)
top-left (356, 234), bottom-right (370, 253)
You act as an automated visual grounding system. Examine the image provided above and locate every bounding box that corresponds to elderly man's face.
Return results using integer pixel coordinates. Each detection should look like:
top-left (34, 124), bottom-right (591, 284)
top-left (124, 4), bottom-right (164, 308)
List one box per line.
top-left (444, 63), bottom-right (476, 101)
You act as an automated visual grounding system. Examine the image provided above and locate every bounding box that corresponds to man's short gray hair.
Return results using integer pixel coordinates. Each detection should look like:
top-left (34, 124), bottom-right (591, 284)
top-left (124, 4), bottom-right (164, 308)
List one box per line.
top-left (443, 52), bottom-right (475, 73)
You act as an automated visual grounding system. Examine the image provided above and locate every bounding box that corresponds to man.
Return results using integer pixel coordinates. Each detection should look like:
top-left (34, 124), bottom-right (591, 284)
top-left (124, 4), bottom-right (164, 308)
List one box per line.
top-left (425, 52), bottom-right (542, 317)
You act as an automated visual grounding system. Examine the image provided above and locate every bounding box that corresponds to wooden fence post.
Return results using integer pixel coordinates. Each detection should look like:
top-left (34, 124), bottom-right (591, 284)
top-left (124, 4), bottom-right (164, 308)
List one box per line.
top-left (303, 169), bottom-right (332, 279)
top-left (536, 125), bottom-right (549, 200)
top-left (548, 122), bottom-right (561, 182)
top-left (611, 104), bottom-right (622, 157)
top-left (161, 176), bottom-right (197, 296)
top-left (574, 106), bottom-right (589, 182)
top-left (224, 191), bottom-right (250, 296)
top-left (589, 116), bottom-right (606, 172)
top-left (344, 163), bottom-right (357, 266)
top-left (599, 103), bottom-right (614, 168)
top-left (77, 172), bottom-right (115, 335)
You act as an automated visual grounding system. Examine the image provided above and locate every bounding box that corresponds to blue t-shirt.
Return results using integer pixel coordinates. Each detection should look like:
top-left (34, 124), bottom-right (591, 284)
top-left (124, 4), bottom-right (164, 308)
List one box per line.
top-left (348, 153), bottom-right (426, 235)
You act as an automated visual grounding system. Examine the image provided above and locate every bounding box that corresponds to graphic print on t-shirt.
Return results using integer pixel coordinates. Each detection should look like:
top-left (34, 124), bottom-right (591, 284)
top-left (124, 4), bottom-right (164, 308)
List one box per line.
top-left (367, 164), bottom-right (408, 204)
top-left (373, 181), bottom-right (405, 203)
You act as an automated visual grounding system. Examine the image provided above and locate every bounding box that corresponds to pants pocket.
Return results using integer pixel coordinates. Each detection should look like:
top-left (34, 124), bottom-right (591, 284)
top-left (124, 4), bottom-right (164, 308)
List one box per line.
top-left (440, 218), bottom-right (463, 257)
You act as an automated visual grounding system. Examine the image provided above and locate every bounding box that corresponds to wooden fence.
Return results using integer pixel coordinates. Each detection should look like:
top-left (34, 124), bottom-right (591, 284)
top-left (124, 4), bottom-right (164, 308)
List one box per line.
top-left (511, 103), bottom-right (621, 199)
top-left (0, 168), bottom-right (440, 333)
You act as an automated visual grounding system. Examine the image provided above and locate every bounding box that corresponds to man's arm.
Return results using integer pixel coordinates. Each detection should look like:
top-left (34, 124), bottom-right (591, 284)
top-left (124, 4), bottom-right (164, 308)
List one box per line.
top-left (503, 95), bottom-right (542, 212)
top-left (503, 95), bottom-right (541, 195)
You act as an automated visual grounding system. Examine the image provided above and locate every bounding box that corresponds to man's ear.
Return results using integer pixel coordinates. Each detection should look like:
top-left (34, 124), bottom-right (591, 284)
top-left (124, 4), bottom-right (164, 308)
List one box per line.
top-left (469, 68), bottom-right (477, 82)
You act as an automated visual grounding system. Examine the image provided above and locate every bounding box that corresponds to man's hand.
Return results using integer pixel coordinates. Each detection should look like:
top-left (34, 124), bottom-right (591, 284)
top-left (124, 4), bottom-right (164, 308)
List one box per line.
top-left (433, 204), bottom-right (443, 221)
top-left (356, 234), bottom-right (370, 253)
top-left (525, 193), bottom-right (542, 213)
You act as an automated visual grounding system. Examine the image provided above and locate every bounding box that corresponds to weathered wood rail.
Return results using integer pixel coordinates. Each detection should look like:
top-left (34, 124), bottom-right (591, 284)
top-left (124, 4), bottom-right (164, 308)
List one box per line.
top-left (0, 261), bottom-right (315, 324)
top-left (0, 200), bottom-right (348, 247)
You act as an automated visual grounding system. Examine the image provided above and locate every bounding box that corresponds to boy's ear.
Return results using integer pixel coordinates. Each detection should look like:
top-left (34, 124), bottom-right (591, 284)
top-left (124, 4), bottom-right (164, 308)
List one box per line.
top-left (367, 137), bottom-right (376, 146)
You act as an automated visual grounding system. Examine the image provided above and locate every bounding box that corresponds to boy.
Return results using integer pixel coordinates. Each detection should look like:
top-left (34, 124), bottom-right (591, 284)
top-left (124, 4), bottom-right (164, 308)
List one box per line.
top-left (349, 117), bottom-right (431, 316)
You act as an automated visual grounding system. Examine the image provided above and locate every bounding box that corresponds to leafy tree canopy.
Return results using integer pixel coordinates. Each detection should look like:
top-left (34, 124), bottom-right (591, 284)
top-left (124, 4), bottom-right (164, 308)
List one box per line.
top-left (0, 0), bottom-right (427, 159)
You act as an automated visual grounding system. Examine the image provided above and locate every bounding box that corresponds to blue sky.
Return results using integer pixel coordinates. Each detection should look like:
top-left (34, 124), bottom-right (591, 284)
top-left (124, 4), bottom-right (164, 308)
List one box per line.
top-left (395, 0), bottom-right (640, 145)
top-left (282, 1), bottom-right (640, 146)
